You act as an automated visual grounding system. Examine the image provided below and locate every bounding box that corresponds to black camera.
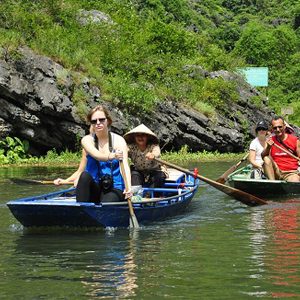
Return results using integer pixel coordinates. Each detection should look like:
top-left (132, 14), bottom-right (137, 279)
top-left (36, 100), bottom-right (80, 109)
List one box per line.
top-left (100, 174), bottom-right (113, 192)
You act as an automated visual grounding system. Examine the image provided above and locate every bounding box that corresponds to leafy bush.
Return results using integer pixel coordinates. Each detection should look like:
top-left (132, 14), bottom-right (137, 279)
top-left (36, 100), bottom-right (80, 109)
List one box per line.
top-left (162, 145), bottom-right (244, 163)
top-left (0, 0), bottom-right (299, 126)
top-left (0, 137), bottom-right (30, 164)
top-left (38, 149), bottom-right (81, 164)
top-left (201, 78), bottom-right (239, 112)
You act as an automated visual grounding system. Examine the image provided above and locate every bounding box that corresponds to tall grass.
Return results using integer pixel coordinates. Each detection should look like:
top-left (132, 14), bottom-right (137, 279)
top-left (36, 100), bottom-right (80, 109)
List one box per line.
top-left (162, 145), bottom-right (245, 163)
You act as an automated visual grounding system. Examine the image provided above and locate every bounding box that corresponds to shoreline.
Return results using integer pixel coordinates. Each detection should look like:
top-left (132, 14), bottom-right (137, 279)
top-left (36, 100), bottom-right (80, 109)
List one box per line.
top-left (0, 150), bottom-right (247, 167)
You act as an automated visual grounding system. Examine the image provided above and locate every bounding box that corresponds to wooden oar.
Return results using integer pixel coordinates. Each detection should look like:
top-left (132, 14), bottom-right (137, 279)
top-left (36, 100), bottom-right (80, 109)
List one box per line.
top-left (119, 160), bottom-right (140, 228)
top-left (216, 153), bottom-right (249, 184)
top-left (9, 178), bottom-right (73, 185)
top-left (273, 143), bottom-right (300, 161)
top-left (155, 158), bottom-right (268, 206)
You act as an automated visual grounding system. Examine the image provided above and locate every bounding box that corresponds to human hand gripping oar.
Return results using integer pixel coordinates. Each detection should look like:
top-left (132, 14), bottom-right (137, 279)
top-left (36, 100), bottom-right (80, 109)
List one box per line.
top-left (216, 153), bottom-right (249, 184)
top-left (154, 158), bottom-right (268, 206)
top-left (119, 160), bottom-right (140, 228)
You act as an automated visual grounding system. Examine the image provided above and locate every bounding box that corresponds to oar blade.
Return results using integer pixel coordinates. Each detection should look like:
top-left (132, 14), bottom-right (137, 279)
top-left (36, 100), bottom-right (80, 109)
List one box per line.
top-left (9, 178), bottom-right (73, 185)
top-left (120, 160), bottom-right (140, 228)
top-left (129, 214), bottom-right (140, 228)
top-left (204, 176), bottom-right (267, 206)
top-left (9, 178), bottom-right (52, 185)
top-left (215, 153), bottom-right (249, 183)
top-left (216, 177), bottom-right (227, 184)
top-left (127, 198), bottom-right (140, 228)
top-left (216, 165), bottom-right (238, 183)
top-left (155, 158), bottom-right (268, 207)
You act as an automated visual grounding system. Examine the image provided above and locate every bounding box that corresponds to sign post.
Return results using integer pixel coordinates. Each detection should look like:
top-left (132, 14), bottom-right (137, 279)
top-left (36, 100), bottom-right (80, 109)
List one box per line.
top-left (237, 67), bottom-right (269, 104)
top-left (237, 67), bottom-right (269, 87)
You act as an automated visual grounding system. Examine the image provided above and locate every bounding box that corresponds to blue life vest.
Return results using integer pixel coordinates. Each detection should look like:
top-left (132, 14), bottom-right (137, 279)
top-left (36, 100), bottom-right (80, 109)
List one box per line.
top-left (85, 155), bottom-right (124, 191)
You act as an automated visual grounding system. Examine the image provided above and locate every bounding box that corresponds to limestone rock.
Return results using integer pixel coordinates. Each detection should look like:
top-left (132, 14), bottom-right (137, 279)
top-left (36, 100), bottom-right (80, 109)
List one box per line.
top-left (0, 46), bottom-right (288, 156)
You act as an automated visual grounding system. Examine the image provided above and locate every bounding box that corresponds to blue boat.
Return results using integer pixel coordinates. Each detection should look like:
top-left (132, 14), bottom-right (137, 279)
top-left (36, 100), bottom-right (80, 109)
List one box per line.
top-left (7, 169), bottom-right (199, 228)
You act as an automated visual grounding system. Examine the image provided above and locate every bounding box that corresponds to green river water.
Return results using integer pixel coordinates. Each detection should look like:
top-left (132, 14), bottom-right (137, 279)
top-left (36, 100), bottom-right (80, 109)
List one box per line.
top-left (0, 161), bottom-right (299, 299)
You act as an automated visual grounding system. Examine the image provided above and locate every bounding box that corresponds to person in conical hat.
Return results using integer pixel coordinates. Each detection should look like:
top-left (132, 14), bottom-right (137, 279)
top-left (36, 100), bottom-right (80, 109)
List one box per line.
top-left (123, 124), bottom-right (159, 144)
top-left (124, 124), bottom-right (167, 191)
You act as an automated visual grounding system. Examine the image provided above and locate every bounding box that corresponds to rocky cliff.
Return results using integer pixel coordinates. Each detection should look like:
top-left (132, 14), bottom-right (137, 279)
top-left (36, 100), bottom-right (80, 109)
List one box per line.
top-left (0, 47), bottom-right (278, 155)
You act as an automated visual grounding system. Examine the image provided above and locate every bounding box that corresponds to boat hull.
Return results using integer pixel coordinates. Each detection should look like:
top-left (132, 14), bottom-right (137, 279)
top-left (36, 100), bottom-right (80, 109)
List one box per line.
top-left (7, 173), bottom-right (199, 228)
top-left (228, 179), bottom-right (300, 197)
top-left (7, 194), bottom-right (196, 228)
top-left (228, 166), bottom-right (300, 198)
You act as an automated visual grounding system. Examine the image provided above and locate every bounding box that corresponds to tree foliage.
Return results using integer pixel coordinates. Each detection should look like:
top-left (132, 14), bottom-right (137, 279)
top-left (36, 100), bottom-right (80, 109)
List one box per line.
top-left (0, 0), bottom-right (299, 123)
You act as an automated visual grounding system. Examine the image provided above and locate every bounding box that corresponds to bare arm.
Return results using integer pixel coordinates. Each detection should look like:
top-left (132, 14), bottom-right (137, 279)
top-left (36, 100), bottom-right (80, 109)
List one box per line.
top-left (83, 133), bottom-right (131, 192)
top-left (145, 144), bottom-right (161, 160)
top-left (261, 138), bottom-right (274, 158)
top-left (66, 149), bottom-right (87, 186)
top-left (54, 149), bottom-right (87, 186)
top-left (117, 137), bottom-right (131, 191)
top-left (296, 140), bottom-right (300, 157)
top-left (81, 135), bottom-right (116, 161)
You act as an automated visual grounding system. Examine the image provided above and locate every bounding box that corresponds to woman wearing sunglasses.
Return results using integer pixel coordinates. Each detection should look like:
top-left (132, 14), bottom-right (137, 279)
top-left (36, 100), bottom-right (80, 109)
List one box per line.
top-left (248, 120), bottom-right (270, 179)
top-left (73, 105), bottom-right (132, 204)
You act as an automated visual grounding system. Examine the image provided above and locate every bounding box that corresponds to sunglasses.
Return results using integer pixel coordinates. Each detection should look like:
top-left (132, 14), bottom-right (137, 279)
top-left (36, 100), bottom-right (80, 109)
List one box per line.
top-left (91, 118), bottom-right (106, 124)
top-left (257, 128), bottom-right (267, 131)
top-left (272, 126), bottom-right (283, 130)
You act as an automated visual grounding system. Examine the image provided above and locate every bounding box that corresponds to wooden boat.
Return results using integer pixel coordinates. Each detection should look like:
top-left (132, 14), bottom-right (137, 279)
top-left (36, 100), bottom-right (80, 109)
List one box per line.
top-left (7, 169), bottom-right (199, 228)
top-left (227, 165), bottom-right (300, 198)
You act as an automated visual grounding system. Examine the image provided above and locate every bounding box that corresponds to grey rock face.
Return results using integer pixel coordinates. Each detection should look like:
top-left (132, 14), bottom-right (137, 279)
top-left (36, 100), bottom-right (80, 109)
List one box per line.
top-left (77, 10), bottom-right (114, 26)
top-left (0, 47), bottom-right (278, 155)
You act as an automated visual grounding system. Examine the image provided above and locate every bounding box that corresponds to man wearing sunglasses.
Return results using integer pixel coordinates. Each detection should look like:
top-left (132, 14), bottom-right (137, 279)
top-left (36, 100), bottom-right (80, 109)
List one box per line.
top-left (261, 116), bottom-right (300, 182)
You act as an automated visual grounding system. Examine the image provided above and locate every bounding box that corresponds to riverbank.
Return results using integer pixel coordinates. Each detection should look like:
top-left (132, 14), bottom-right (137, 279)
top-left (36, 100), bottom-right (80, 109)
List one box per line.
top-left (0, 147), bottom-right (246, 167)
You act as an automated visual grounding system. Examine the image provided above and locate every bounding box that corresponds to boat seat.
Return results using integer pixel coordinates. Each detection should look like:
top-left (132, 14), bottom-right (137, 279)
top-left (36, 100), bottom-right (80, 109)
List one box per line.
top-left (165, 168), bottom-right (186, 183)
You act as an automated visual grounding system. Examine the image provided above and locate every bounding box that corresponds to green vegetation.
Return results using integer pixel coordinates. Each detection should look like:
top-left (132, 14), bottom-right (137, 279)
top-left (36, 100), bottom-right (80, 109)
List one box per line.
top-left (162, 145), bottom-right (245, 163)
top-left (0, 136), bottom-right (35, 164)
top-left (0, 141), bottom-right (244, 167)
top-left (0, 0), bottom-right (299, 134)
top-left (0, 137), bottom-right (81, 166)
top-left (35, 149), bottom-right (82, 166)
top-left (0, 138), bottom-right (242, 166)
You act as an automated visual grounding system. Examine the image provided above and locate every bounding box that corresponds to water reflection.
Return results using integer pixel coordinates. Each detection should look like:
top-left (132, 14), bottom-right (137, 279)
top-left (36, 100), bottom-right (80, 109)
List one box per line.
top-left (249, 200), bottom-right (300, 298)
top-left (268, 202), bottom-right (300, 298)
top-left (11, 229), bottom-right (139, 299)
top-left (2, 163), bottom-right (300, 299)
top-left (81, 230), bottom-right (139, 299)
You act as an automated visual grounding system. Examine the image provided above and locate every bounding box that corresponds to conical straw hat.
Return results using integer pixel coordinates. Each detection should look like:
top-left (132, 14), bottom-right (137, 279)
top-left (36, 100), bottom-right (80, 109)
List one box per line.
top-left (124, 124), bottom-right (159, 144)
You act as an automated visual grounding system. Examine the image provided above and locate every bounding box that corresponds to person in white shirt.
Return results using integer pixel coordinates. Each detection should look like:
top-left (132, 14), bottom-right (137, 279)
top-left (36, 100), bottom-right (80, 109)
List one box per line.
top-left (248, 120), bottom-right (269, 178)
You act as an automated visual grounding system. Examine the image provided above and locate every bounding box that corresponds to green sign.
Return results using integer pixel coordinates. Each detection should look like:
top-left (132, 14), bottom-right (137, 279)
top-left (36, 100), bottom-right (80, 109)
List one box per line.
top-left (237, 67), bottom-right (268, 87)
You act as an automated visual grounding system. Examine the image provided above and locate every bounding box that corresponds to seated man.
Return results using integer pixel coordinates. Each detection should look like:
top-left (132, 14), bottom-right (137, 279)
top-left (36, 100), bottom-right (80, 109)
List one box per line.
top-left (262, 116), bottom-right (300, 182)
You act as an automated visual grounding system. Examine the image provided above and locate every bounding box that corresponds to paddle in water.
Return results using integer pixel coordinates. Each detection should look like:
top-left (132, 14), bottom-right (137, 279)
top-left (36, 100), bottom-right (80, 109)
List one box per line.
top-left (119, 160), bottom-right (140, 228)
top-left (216, 153), bottom-right (249, 184)
top-left (155, 158), bottom-right (268, 206)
